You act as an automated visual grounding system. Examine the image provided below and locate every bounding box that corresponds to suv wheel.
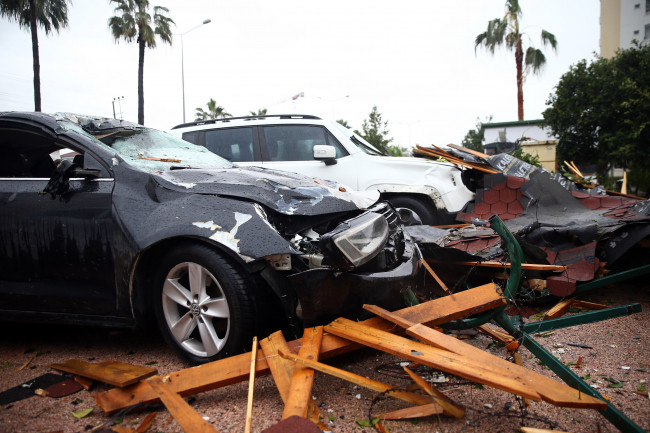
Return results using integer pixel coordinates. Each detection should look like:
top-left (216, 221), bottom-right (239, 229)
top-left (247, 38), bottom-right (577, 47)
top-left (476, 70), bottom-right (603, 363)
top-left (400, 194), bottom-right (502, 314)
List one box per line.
top-left (154, 244), bottom-right (255, 364)
top-left (389, 196), bottom-right (438, 226)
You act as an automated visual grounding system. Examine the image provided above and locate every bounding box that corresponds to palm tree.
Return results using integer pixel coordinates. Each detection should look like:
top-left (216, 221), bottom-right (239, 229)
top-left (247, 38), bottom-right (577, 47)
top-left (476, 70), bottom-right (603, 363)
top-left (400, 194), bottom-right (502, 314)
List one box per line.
top-left (108, 0), bottom-right (174, 125)
top-left (0, 0), bottom-right (70, 111)
top-left (195, 99), bottom-right (231, 121)
top-left (249, 108), bottom-right (267, 116)
top-left (475, 0), bottom-right (557, 120)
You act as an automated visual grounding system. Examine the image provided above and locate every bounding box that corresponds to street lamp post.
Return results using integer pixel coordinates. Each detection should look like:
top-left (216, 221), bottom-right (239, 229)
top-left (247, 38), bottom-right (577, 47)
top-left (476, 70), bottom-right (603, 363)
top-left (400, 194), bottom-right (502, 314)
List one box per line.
top-left (112, 96), bottom-right (124, 119)
top-left (179, 19), bottom-right (211, 123)
top-left (316, 94), bottom-right (350, 119)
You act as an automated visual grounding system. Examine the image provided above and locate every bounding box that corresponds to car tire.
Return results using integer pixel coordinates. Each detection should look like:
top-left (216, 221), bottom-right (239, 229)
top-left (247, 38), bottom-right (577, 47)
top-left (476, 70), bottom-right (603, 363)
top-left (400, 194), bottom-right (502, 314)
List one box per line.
top-left (154, 243), bottom-right (255, 364)
top-left (388, 196), bottom-right (438, 226)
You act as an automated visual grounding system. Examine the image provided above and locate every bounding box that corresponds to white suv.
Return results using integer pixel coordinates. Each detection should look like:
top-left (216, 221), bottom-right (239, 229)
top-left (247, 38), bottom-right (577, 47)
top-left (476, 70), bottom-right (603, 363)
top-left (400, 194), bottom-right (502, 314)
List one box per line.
top-left (170, 115), bottom-right (475, 225)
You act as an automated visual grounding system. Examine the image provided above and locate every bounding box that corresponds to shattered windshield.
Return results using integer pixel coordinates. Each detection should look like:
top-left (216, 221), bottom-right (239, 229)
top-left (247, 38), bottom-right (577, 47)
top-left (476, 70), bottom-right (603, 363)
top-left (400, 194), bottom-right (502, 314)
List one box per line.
top-left (60, 117), bottom-right (232, 172)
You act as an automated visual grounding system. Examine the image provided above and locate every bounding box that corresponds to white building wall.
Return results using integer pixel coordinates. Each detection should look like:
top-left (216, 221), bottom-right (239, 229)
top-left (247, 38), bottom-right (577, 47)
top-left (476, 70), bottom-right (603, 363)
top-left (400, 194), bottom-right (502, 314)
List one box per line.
top-left (619, 0), bottom-right (650, 49)
top-left (483, 123), bottom-right (555, 144)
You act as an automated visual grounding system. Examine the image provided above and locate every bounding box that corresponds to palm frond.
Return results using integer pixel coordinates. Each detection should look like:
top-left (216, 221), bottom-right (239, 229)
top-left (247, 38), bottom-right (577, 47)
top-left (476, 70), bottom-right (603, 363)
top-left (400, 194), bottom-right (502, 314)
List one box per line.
top-left (541, 29), bottom-right (558, 51)
top-left (525, 47), bottom-right (547, 74)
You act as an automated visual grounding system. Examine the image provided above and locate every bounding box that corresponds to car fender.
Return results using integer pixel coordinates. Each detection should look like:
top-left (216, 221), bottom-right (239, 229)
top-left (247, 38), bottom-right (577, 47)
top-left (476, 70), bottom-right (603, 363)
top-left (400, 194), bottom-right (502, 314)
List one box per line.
top-left (356, 158), bottom-right (474, 213)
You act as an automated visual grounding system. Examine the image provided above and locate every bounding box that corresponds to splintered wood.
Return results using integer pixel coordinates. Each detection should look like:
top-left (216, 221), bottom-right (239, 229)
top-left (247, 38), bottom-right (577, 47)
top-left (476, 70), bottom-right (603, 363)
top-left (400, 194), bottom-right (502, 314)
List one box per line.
top-left (93, 281), bottom-right (609, 431)
top-left (94, 283), bottom-right (507, 414)
top-left (50, 359), bottom-right (157, 387)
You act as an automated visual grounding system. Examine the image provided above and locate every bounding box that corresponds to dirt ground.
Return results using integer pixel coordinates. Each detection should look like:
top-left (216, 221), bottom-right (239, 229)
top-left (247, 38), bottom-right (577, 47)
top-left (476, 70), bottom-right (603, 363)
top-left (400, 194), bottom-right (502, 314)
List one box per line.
top-left (1, 281), bottom-right (648, 433)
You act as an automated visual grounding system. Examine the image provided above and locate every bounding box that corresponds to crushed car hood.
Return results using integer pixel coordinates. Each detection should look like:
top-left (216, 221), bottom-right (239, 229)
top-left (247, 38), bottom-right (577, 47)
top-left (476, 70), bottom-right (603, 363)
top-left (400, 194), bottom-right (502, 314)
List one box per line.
top-left (154, 166), bottom-right (380, 216)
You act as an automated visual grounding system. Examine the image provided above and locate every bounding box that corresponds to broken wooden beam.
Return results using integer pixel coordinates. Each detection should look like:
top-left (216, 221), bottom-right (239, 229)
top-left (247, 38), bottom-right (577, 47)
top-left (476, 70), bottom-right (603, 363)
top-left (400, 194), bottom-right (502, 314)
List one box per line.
top-left (278, 349), bottom-right (433, 407)
top-left (404, 323), bottom-right (606, 409)
top-left (259, 331), bottom-right (326, 429)
top-left (50, 359), bottom-right (157, 387)
top-left (325, 317), bottom-right (542, 401)
top-left (427, 259), bottom-right (567, 272)
top-left (403, 367), bottom-right (465, 418)
top-left (282, 327), bottom-right (323, 420)
top-left (374, 403), bottom-right (443, 420)
top-left (94, 283), bottom-right (507, 414)
top-left (147, 376), bottom-right (217, 433)
top-left (244, 336), bottom-right (258, 433)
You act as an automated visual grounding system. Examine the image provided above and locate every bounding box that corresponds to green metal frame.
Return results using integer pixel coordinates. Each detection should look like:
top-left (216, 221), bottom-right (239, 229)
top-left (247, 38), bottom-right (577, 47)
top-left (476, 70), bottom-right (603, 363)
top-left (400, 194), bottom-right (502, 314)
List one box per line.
top-left (484, 215), bottom-right (645, 433)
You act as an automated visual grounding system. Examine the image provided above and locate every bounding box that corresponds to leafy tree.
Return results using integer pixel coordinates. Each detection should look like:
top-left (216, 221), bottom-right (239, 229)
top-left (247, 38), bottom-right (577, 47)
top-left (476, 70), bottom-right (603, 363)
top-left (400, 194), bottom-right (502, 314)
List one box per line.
top-left (249, 108), bottom-right (267, 116)
top-left (336, 119), bottom-right (350, 128)
top-left (108, 0), bottom-right (174, 125)
top-left (461, 116), bottom-right (493, 151)
top-left (543, 43), bottom-right (650, 178)
top-left (195, 98), bottom-right (231, 121)
top-left (475, 0), bottom-right (557, 120)
top-left (511, 145), bottom-right (541, 167)
top-left (385, 144), bottom-right (408, 157)
top-left (1, 0), bottom-right (71, 111)
top-left (360, 105), bottom-right (392, 154)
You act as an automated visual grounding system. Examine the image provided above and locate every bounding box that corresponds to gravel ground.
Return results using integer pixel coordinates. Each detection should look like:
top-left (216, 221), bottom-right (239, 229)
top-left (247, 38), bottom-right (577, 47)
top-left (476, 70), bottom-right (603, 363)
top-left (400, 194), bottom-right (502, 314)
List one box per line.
top-left (1, 281), bottom-right (648, 433)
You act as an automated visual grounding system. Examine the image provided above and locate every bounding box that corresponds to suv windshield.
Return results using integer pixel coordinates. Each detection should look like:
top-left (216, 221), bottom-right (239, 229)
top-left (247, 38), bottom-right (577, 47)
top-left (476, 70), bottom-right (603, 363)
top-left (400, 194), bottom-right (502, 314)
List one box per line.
top-left (330, 121), bottom-right (386, 156)
top-left (60, 116), bottom-right (232, 172)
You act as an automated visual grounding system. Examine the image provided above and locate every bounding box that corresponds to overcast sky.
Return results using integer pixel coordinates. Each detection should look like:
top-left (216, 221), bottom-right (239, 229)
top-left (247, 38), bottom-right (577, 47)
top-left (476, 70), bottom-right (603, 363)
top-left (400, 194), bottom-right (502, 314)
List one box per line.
top-left (0, 0), bottom-right (600, 147)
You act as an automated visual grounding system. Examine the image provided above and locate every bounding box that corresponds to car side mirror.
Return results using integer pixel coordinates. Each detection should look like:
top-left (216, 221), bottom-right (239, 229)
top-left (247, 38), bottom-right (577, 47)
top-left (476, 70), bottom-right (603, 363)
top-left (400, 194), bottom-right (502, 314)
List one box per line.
top-left (313, 145), bottom-right (337, 166)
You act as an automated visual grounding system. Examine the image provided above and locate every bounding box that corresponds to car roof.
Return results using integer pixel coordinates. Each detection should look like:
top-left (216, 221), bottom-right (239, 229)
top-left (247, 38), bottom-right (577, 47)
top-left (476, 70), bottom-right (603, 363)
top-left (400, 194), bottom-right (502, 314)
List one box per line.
top-left (171, 114), bottom-right (325, 131)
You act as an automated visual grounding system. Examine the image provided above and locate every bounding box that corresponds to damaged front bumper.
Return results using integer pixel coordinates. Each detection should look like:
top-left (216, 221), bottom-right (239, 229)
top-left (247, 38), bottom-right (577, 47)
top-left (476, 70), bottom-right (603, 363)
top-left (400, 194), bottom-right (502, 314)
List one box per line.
top-left (288, 234), bottom-right (423, 326)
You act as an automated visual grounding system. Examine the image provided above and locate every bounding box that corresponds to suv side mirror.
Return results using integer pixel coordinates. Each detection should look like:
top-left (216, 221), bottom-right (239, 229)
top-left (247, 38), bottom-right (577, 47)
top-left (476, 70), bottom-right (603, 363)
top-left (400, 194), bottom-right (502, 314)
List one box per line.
top-left (313, 145), bottom-right (337, 166)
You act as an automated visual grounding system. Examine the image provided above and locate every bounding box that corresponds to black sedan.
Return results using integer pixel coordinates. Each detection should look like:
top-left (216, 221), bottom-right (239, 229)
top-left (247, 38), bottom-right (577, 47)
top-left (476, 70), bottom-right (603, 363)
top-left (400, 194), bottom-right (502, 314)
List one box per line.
top-left (0, 112), bottom-right (423, 363)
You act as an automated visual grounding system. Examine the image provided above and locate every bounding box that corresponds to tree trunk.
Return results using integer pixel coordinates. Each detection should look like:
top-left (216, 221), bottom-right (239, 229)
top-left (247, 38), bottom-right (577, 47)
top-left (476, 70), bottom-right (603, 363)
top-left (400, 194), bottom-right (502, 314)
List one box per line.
top-left (515, 37), bottom-right (524, 121)
top-left (29, 0), bottom-right (41, 112)
top-left (138, 37), bottom-right (145, 125)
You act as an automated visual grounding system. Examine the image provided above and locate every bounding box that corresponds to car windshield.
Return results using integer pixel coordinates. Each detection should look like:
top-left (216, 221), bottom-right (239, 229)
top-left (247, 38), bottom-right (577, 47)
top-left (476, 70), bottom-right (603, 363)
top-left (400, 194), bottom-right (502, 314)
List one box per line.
top-left (330, 121), bottom-right (387, 156)
top-left (60, 116), bottom-right (233, 172)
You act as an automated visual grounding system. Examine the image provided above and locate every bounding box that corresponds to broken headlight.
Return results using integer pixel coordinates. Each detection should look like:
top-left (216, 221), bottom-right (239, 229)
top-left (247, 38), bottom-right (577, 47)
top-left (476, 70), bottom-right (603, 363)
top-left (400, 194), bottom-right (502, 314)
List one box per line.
top-left (319, 212), bottom-right (389, 269)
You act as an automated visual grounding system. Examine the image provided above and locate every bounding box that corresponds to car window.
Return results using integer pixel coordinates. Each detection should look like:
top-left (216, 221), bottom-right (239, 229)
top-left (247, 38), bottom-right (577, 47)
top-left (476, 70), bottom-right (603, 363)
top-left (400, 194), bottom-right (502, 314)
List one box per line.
top-left (204, 127), bottom-right (254, 162)
top-left (263, 125), bottom-right (346, 161)
top-left (0, 129), bottom-right (61, 178)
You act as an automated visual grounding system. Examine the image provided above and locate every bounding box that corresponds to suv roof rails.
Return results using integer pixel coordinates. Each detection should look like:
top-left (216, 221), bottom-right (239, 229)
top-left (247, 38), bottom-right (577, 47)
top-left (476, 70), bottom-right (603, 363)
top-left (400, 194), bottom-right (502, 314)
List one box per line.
top-left (171, 114), bottom-right (322, 130)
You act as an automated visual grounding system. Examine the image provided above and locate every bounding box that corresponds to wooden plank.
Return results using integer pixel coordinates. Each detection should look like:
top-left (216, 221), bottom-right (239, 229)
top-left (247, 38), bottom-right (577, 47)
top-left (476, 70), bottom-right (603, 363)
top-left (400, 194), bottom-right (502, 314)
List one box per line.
top-left (403, 367), bottom-right (465, 418)
top-left (147, 376), bottom-right (217, 433)
top-left (50, 359), bottom-right (157, 387)
top-left (543, 299), bottom-right (574, 320)
top-left (325, 318), bottom-right (542, 401)
top-left (513, 352), bottom-right (530, 408)
top-left (478, 325), bottom-right (519, 351)
top-left (426, 259), bottom-right (567, 272)
top-left (244, 336), bottom-right (258, 433)
top-left (374, 403), bottom-right (443, 420)
top-left (420, 259), bottom-right (452, 294)
top-left (405, 323), bottom-right (606, 409)
top-left (94, 285), bottom-right (507, 414)
top-left (571, 300), bottom-right (610, 311)
top-left (447, 143), bottom-right (490, 158)
top-left (278, 349), bottom-right (433, 406)
top-left (73, 376), bottom-right (95, 391)
top-left (259, 331), bottom-right (326, 429)
top-left (135, 412), bottom-right (157, 433)
top-left (363, 304), bottom-right (417, 329)
top-left (394, 283), bottom-right (506, 327)
top-left (282, 327), bottom-right (323, 420)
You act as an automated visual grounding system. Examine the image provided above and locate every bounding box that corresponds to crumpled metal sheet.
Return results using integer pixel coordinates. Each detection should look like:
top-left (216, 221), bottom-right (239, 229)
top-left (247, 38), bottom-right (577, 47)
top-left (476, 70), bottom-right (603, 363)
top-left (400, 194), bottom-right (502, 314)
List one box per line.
top-left (412, 169), bottom-right (649, 294)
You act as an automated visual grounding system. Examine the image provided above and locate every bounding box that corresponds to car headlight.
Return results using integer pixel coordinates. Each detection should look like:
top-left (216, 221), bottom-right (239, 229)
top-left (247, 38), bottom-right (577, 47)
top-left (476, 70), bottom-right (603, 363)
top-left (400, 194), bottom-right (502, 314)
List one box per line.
top-left (320, 212), bottom-right (389, 269)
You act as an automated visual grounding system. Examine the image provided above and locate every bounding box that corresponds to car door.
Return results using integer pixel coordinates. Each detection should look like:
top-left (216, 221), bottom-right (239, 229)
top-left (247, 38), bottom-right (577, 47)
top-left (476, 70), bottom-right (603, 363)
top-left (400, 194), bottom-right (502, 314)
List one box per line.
top-left (257, 124), bottom-right (359, 189)
top-left (0, 125), bottom-right (117, 317)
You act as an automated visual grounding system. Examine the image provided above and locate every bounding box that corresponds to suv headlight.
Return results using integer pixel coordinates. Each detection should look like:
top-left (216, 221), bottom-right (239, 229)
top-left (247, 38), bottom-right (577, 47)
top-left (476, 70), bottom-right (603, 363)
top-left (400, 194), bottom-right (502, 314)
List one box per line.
top-left (320, 212), bottom-right (389, 269)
